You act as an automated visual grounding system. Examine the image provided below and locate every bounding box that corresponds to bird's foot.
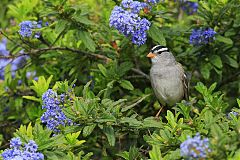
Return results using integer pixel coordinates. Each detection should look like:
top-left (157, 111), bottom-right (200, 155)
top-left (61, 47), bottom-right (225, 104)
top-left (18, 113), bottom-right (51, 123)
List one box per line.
top-left (155, 106), bottom-right (164, 119)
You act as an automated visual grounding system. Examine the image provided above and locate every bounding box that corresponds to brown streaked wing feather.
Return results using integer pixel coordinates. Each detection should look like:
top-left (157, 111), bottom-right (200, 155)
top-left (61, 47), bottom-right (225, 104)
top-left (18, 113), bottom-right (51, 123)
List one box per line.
top-left (176, 62), bottom-right (189, 100)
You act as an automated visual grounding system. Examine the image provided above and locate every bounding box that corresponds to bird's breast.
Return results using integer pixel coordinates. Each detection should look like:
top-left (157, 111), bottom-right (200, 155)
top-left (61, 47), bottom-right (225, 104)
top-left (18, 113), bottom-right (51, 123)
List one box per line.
top-left (150, 65), bottom-right (184, 106)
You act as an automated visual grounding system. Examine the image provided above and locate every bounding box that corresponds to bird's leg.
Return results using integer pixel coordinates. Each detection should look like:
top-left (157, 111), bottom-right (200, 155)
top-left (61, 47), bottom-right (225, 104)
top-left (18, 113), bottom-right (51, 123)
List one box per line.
top-left (155, 105), bottom-right (164, 118)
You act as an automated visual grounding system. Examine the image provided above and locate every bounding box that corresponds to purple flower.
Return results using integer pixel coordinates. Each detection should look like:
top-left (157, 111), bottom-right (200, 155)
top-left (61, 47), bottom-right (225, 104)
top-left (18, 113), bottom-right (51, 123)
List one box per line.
top-left (0, 38), bottom-right (11, 79)
top-left (147, 0), bottom-right (160, 4)
top-left (227, 111), bottom-right (238, 120)
top-left (189, 28), bottom-right (216, 46)
top-left (180, 133), bottom-right (211, 159)
top-left (10, 137), bottom-right (22, 149)
top-left (0, 39), bottom-right (29, 80)
top-left (34, 32), bottom-right (41, 38)
top-left (181, 1), bottom-right (198, 15)
top-left (60, 93), bottom-right (65, 103)
top-left (1, 138), bottom-right (44, 160)
top-left (0, 38), bottom-right (9, 56)
top-left (19, 21), bottom-right (33, 37)
top-left (121, 0), bottom-right (147, 14)
top-left (41, 89), bottom-right (72, 133)
top-left (109, 3), bottom-right (151, 45)
top-left (19, 20), bottom-right (43, 38)
top-left (26, 71), bottom-right (37, 79)
top-left (24, 140), bottom-right (38, 152)
top-left (131, 18), bottom-right (151, 45)
top-left (42, 89), bottom-right (58, 108)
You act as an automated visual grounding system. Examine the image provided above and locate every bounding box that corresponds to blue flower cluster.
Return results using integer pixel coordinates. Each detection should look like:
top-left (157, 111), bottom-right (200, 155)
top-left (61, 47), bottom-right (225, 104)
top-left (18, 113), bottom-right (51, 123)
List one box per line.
top-left (41, 89), bottom-right (72, 133)
top-left (1, 137), bottom-right (44, 160)
top-left (189, 28), bottom-right (216, 45)
top-left (181, 1), bottom-right (198, 15)
top-left (19, 20), bottom-right (43, 38)
top-left (180, 133), bottom-right (211, 159)
top-left (0, 38), bottom-right (9, 56)
top-left (0, 38), bottom-right (30, 80)
top-left (147, 0), bottom-right (160, 4)
top-left (110, 0), bottom-right (158, 45)
top-left (227, 111), bottom-right (238, 119)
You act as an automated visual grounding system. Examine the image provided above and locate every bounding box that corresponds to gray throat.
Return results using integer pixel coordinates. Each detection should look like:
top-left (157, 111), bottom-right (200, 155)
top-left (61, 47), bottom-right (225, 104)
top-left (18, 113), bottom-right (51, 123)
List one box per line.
top-left (151, 52), bottom-right (176, 66)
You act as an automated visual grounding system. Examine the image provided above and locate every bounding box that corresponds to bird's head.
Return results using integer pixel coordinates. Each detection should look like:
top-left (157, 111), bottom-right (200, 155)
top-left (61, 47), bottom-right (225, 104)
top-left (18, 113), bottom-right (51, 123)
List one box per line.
top-left (147, 45), bottom-right (174, 64)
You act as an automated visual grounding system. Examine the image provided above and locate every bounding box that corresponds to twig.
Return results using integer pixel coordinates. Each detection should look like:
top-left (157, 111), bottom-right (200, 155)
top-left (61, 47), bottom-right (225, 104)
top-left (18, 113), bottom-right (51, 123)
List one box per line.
top-left (131, 68), bottom-right (150, 80)
top-left (51, 29), bottom-right (66, 47)
top-left (0, 47), bottom-right (111, 62)
top-left (125, 75), bottom-right (147, 79)
top-left (38, 35), bottom-right (51, 47)
top-left (31, 47), bottom-right (111, 62)
top-left (0, 58), bottom-right (14, 70)
top-left (0, 30), bottom-right (28, 50)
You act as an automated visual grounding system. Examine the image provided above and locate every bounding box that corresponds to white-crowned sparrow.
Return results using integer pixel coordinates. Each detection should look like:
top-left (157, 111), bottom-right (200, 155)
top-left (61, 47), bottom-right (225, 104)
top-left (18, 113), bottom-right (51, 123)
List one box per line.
top-left (147, 45), bottom-right (189, 114)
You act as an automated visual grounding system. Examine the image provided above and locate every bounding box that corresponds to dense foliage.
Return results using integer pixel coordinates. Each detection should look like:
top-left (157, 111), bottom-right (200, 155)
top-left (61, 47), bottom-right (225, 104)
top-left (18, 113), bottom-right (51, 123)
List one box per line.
top-left (0, 0), bottom-right (240, 159)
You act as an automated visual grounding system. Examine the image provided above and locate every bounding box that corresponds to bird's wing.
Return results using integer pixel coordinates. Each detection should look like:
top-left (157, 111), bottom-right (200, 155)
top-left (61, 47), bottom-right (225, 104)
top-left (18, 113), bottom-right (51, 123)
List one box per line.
top-left (177, 62), bottom-right (189, 101)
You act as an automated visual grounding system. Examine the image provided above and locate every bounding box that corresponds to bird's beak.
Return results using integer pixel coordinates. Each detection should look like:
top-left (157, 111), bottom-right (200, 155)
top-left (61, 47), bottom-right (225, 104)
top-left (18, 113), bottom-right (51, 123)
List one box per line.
top-left (147, 52), bottom-right (156, 58)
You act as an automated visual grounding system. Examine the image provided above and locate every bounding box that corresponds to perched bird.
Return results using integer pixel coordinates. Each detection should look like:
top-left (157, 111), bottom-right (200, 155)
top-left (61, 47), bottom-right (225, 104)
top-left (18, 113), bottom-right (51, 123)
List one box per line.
top-left (147, 45), bottom-right (189, 116)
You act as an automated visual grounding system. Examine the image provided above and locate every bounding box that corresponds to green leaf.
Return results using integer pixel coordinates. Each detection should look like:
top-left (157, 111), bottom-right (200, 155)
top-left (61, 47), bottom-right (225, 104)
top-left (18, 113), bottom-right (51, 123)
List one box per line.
top-left (148, 24), bottom-right (166, 46)
top-left (229, 149), bottom-right (240, 160)
top-left (44, 150), bottom-right (67, 160)
top-left (122, 94), bottom-right (150, 112)
top-left (73, 15), bottom-right (95, 25)
top-left (65, 131), bottom-right (81, 144)
top-left (211, 123), bottom-right (223, 138)
top-left (103, 126), bottom-right (115, 146)
top-left (82, 81), bottom-right (95, 99)
top-left (208, 83), bottom-right (217, 93)
top-left (216, 35), bottom-right (233, 45)
top-left (7, 0), bottom-right (39, 21)
top-left (149, 145), bottom-right (162, 160)
top-left (38, 134), bottom-right (66, 150)
top-left (98, 64), bottom-right (107, 77)
top-left (78, 31), bottom-right (96, 52)
top-left (210, 55), bottom-right (222, 69)
top-left (121, 117), bottom-right (143, 128)
top-left (23, 96), bottom-right (41, 102)
top-left (30, 75), bottom-right (53, 97)
top-left (55, 20), bottom-right (68, 34)
top-left (237, 99), bottom-right (240, 108)
top-left (118, 62), bottom-right (134, 77)
top-left (200, 63), bottom-right (212, 79)
top-left (116, 151), bottom-right (130, 160)
top-left (165, 111), bottom-right (177, 129)
top-left (163, 149), bottom-right (181, 160)
top-left (143, 117), bottom-right (163, 128)
top-left (82, 152), bottom-right (94, 160)
top-left (159, 129), bottom-right (171, 142)
top-left (96, 113), bottom-right (116, 123)
top-left (224, 55), bottom-right (239, 68)
top-left (14, 123), bottom-right (34, 141)
top-left (83, 124), bottom-right (96, 137)
top-left (129, 146), bottom-right (140, 160)
top-left (119, 80), bottom-right (134, 90)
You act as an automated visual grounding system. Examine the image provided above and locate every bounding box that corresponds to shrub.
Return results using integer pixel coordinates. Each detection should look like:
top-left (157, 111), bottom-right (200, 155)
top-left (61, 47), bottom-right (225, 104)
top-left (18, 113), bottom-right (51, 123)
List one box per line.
top-left (0, 0), bottom-right (239, 159)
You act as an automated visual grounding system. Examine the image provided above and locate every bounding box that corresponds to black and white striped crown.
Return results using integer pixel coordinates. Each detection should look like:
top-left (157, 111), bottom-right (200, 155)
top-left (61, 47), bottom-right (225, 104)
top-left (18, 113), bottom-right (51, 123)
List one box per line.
top-left (151, 45), bottom-right (169, 54)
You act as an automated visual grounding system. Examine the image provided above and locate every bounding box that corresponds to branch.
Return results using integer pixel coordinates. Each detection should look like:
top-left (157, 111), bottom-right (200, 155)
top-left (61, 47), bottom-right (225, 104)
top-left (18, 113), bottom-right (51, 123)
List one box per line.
top-left (131, 68), bottom-right (150, 80)
top-left (0, 30), bottom-right (29, 50)
top-left (0, 47), bottom-right (111, 62)
top-left (0, 46), bottom-right (111, 72)
top-left (31, 47), bottom-right (111, 62)
top-left (125, 75), bottom-right (147, 79)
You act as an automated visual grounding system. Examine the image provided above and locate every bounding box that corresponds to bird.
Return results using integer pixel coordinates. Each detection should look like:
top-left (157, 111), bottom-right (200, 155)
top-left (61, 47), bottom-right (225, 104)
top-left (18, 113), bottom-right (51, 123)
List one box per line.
top-left (147, 45), bottom-right (189, 117)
